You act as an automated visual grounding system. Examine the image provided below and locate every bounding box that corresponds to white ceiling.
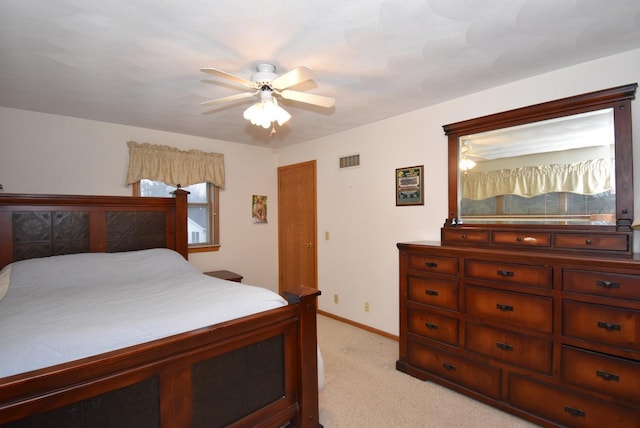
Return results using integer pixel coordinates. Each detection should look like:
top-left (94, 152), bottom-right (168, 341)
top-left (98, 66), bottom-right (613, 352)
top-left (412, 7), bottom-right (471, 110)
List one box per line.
top-left (1, 1), bottom-right (639, 148)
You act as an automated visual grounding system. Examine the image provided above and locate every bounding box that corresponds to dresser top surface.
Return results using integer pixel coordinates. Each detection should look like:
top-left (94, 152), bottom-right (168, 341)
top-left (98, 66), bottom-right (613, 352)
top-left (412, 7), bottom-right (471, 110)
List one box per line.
top-left (397, 240), bottom-right (640, 266)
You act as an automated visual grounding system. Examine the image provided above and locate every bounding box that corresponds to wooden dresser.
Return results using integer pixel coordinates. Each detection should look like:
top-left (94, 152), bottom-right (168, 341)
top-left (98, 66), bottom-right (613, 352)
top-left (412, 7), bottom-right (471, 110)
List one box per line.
top-left (397, 240), bottom-right (640, 427)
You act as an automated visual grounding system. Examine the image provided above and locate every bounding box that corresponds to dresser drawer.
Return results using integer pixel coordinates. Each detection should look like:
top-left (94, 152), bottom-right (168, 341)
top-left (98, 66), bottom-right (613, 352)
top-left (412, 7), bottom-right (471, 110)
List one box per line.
top-left (465, 259), bottom-right (552, 289)
top-left (563, 301), bottom-right (640, 350)
top-left (407, 254), bottom-right (458, 275)
top-left (465, 323), bottom-right (552, 374)
top-left (492, 231), bottom-right (550, 247)
top-left (563, 269), bottom-right (640, 300)
top-left (509, 374), bottom-right (640, 428)
top-left (408, 275), bottom-right (458, 310)
top-left (408, 309), bottom-right (459, 346)
top-left (407, 340), bottom-right (500, 399)
top-left (442, 228), bottom-right (490, 245)
top-left (561, 346), bottom-right (640, 403)
top-left (555, 232), bottom-right (629, 252)
top-left (465, 286), bottom-right (553, 333)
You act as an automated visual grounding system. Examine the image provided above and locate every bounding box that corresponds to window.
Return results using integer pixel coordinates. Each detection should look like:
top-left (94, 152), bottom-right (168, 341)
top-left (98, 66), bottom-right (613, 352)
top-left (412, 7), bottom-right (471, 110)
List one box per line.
top-left (462, 191), bottom-right (616, 224)
top-left (135, 180), bottom-right (219, 251)
top-left (126, 141), bottom-right (224, 251)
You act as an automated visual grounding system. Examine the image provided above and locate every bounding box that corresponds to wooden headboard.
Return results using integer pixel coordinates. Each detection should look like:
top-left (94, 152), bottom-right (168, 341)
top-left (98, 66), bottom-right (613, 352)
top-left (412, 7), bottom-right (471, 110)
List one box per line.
top-left (0, 191), bottom-right (189, 270)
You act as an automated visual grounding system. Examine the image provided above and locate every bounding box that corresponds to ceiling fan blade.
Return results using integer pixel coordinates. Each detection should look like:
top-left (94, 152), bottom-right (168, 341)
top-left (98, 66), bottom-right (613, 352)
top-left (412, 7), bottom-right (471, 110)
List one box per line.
top-left (201, 91), bottom-right (258, 106)
top-left (271, 66), bottom-right (316, 90)
top-left (200, 68), bottom-right (256, 89)
top-left (280, 90), bottom-right (335, 108)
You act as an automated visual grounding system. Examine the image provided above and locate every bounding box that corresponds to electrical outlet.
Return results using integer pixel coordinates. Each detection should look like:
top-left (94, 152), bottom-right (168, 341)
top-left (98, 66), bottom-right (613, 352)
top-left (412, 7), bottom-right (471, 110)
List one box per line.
top-left (334, 294), bottom-right (339, 304)
top-left (364, 302), bottom-right (370, 312)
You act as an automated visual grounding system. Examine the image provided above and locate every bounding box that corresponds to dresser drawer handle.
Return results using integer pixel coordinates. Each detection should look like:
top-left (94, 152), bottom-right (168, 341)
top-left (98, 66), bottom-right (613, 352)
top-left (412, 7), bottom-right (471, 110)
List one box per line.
top-left (596, 370), bottom-right (620, 382)
top-left (564, 406), bottom-right (586, 418)
top-left (425, 322), bottom-right (439, 330)
top-left (496, 303), bottom-right (514, 312)
top-left (515, 236), bottom-right (537, 243)
top-left (442, 362), bottom-right (456, 371)
top-left (425, 262), bottom-right (439, 268)
top-left (425, 289), bottom-right (439, 296)
top-left (596, 280), bottom-right (621, 289)
top-left (585, 239), bottom-right (592, 245)
top-left (496, 342), bottom-right (513, 351)
top-left (597, 321), bottom-right (622, 331)
top-left (497, 270), bottom-right (514, 277)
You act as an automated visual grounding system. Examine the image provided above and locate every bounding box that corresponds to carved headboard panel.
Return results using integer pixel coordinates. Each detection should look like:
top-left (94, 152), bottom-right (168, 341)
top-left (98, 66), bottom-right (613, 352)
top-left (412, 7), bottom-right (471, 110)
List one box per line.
top-left (0, 192), bottom-right (188, 269)
top-left (12, 211), bottom-right (90, 261)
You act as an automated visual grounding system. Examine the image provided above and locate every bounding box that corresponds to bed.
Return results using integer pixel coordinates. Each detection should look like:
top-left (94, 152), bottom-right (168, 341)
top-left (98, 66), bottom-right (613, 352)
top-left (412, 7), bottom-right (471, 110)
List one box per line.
top-left (0, 192), bottom-right (322, 428)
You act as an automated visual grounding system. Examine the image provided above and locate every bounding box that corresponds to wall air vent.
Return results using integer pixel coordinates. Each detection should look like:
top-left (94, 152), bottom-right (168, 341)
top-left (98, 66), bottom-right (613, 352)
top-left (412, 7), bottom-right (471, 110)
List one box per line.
top-left (339, 154), bottom-right (360, 169)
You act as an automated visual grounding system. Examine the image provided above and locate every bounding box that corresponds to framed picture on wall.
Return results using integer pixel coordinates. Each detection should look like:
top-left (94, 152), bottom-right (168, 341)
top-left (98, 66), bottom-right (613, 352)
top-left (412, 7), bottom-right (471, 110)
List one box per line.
top-left (252, 195), bottom-right (267, 223)
top-left (396, 165), bottom-right (424, 206)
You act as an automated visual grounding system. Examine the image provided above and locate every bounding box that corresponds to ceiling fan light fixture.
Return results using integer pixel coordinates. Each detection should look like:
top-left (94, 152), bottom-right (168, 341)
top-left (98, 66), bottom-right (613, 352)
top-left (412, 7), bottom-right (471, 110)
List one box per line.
top-left (459, 139), bottom-right (477, 171)
top-left (201, 62), bottom-right (333, 131)
top-left (243, 98), bottom-right (291, 129)
top-left (459, 156), bottom-right (477, 171)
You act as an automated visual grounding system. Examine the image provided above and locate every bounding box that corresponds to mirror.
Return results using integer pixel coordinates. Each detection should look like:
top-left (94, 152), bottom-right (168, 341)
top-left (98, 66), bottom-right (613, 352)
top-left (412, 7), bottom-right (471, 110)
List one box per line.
top-left (459, 108), bottom-right (615, 225)
top-left (443, 83), bottom-right (637, 231)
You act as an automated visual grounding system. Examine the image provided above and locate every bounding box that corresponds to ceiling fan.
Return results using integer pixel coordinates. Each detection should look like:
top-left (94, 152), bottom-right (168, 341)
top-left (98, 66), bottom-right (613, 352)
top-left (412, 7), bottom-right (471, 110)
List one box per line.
top-left (200, 63), bottom-right (335, 129)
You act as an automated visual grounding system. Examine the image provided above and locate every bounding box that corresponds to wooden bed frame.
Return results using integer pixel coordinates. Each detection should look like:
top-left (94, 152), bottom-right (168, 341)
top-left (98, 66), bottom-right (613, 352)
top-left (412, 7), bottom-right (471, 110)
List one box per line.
top-left (0, 192), bottom-right (321, 428)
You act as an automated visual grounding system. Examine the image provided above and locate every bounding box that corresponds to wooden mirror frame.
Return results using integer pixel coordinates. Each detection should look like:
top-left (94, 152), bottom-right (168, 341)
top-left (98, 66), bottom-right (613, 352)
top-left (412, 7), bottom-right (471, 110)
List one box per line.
top-left (443, 83), bottom-right (637, 233)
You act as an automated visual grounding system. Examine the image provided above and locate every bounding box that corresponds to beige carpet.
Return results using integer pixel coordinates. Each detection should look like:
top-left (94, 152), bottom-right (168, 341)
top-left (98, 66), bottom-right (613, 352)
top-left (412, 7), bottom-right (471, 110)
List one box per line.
top-left (317, 315), bottom-right (540, 428)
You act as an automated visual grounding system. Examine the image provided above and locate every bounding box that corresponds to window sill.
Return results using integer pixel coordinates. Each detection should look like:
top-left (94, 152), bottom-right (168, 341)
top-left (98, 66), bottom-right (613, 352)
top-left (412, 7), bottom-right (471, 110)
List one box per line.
top-left (188, 245), bottom-right (220, 254)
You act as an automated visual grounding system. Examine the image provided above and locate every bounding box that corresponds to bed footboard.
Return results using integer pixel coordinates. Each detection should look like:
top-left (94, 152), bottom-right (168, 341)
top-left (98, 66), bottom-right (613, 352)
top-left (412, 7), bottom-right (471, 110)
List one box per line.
top-left (0, 286), bottom-right (321, 428)
top-left (284, 285), bottom-right (322, 428)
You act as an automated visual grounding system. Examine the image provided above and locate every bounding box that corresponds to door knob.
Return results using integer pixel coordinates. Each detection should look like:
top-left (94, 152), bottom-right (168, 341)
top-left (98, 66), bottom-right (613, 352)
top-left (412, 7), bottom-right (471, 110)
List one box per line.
top-left (305, 242), bottom-right (314, 248)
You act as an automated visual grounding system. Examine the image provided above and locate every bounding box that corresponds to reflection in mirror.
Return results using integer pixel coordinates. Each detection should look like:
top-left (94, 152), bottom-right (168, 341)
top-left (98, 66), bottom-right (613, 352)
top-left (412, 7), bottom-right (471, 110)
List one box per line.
top-left (459, 108), bottom-right (615, 225)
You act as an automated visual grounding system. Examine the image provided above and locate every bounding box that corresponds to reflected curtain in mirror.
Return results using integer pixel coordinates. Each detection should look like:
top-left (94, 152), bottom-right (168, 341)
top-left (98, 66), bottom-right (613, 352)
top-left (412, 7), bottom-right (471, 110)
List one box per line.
top-left (461, 159), bottom-right (613, 200)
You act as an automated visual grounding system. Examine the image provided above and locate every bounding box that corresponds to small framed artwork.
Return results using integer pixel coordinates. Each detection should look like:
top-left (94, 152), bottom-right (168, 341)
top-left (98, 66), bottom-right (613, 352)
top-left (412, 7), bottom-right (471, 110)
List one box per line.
top-left (252, 195), bottom-right (267, 223)
top-left (396, 165), bottom-right (424, 206)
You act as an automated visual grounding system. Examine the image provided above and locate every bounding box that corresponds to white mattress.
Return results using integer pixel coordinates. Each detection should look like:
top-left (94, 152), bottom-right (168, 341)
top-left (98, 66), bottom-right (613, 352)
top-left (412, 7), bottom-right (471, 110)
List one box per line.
top-left (0, 249), bottom-right (288, 379)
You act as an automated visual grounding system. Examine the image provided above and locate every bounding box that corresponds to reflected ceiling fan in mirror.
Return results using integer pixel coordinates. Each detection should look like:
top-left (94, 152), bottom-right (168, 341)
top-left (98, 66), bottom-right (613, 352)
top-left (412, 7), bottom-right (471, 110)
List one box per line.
top-left (200, 63), bottom-right (335, 133)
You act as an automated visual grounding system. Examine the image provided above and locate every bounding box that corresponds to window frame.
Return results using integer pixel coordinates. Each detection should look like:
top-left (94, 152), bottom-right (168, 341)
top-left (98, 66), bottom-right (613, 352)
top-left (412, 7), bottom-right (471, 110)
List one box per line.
top-left (133, 181), bottom-right (219, 253)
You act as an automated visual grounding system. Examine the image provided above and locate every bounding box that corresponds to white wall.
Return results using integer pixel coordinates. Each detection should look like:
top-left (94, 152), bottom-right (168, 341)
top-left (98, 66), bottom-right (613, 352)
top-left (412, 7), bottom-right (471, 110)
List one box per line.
top-left (2, 49), bottom-right (639, 336)
top-left (277, 48), bottom-right (640, 336)
top-left (0, 108), bottom-right (280, 292)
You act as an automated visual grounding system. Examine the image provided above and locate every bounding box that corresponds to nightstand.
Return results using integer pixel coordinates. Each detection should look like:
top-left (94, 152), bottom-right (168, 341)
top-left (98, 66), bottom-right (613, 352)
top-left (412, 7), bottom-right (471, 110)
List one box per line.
top-left (204, 270), bottom-right (243, 283)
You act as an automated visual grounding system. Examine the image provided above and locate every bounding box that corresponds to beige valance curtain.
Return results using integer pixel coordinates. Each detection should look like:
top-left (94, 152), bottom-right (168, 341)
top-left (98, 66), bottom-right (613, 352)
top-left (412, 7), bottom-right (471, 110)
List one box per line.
top-left (461, 158), bottom-right (613, 200)
top-left (126, 141), bottom-right (225, 188)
